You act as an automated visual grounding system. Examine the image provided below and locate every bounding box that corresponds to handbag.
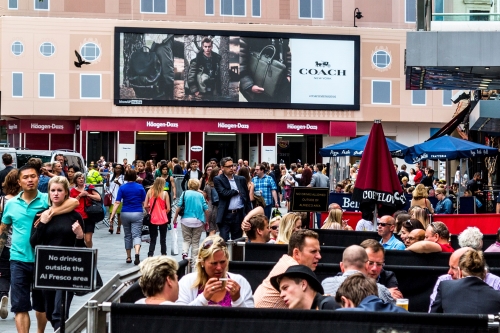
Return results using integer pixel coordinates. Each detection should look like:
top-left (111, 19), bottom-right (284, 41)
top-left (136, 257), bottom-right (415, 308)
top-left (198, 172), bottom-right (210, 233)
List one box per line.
top-left (178, 193), bottom-right (186, 217)
top-left (248, 41), bottom-right (287, 98)
top-left (84, 186), bottom-right (105, 223)
top-left (141, 224), bottom-right (151, 243)
top-left (211, 187), bottom-right (219, 207)
top-left (103, 192), bottom-right (112, 207)
top-left (142, 197), bottom-right (158, 227)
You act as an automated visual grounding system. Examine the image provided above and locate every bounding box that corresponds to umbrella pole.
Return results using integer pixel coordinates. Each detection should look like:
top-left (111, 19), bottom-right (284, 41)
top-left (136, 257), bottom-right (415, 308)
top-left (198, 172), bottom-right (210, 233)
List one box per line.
top-left (373, 205), bottom-right (378, 228)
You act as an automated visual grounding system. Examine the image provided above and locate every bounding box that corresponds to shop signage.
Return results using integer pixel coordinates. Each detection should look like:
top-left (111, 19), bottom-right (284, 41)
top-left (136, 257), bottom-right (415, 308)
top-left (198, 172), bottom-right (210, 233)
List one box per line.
top-left (34, 246), bottom-right (98, 292)
top-left (290, 187), bottom-right (329, 212)
top-left (191, 146), bottom-right (203, 152)
top-left (7, 120), bottom-right (75, 134)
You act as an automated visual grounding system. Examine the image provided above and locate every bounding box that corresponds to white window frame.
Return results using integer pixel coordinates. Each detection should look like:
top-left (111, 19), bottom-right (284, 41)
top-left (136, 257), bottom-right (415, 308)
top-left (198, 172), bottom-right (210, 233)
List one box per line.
top-left (39, 42), bottom-right (55, 57)
top-left (11, 41), bottom-right (24, 56)
top-left (80, 74), bottom-right (102, 99)
top-left (80, 43), bottom-right (101, 62)
top-left (220, 0), bottom-right (246, 16)
top-left (412, 90), bottom-right (426, 105)
top-left (205, 0), bottom-right (215, 15)
top-left (371, 80), bottom-right (392, 105)
top-left (443, 90), bottom-right (453, 106)
top-left (252, 0), bottom-right (261, 17)
top-left (39, 73), bottom-right (55, 98)
top-left (12, 72), bottom-right (23, 98)
top-left (405, 0), bottom-right (416, 23)
top-left (140, 0), bottom-right (167, 14)
top-left (34, 0), bottom-right (49, 11)
top-left (372, 50), bottom-right (391, 69)
top-left (9, 0), bottom-right (18, 10)
top-left (298, 0), bottom-right (324, 19)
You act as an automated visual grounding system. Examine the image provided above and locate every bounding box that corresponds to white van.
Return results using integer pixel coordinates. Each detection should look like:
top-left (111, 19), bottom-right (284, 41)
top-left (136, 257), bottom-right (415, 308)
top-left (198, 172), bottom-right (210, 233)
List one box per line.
top-left (14, 149), bottom-right (87, 173)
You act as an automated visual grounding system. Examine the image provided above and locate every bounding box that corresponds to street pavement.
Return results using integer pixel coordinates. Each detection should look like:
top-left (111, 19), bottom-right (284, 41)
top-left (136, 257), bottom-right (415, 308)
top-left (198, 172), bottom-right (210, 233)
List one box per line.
top-left (0, 219), bottom-right (188, 333)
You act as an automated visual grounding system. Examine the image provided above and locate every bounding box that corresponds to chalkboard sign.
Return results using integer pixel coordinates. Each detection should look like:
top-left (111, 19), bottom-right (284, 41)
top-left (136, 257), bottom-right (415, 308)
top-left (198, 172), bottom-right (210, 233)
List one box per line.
top-left (290, 187), bottom-right (329, 212)
top-left (34, 246), bottom-right (98, 292)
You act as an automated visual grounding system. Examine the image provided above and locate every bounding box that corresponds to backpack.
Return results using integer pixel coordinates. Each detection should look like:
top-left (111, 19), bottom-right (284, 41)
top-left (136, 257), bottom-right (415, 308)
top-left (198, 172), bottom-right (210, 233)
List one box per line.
top-left (84, 185), bottom-right (105, 223)
top-left (128, 46), bottom-right (164, 99)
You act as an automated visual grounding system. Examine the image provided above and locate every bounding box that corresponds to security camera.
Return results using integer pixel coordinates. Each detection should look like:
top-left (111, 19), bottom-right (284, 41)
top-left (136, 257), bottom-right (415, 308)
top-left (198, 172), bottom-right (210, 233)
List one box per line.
top-left (451, 90), bottom-right (470, 104)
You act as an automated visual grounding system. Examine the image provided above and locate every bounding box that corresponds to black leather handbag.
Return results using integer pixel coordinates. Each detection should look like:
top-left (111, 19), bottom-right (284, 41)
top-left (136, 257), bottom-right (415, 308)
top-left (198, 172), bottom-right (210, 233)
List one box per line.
top-left (248, 42), bottom-right (287, 98)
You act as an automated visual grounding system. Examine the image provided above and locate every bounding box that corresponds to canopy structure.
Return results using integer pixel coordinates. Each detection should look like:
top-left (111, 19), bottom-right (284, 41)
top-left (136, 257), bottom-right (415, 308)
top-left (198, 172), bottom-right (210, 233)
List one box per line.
top-left (319, 135), bottom-right (408, 158)
top-left (403, 135), bottom-right (498, 164)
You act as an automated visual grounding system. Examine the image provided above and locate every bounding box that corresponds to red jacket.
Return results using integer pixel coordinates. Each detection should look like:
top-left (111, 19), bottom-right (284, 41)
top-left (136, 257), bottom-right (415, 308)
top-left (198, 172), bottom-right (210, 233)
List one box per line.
top-left (414, 170), bottom-right (423, 184)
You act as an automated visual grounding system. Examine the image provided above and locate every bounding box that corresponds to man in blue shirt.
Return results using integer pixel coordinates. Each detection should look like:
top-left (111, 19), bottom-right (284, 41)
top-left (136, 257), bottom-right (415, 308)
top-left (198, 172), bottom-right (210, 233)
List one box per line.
top-left (252, 164), bottom-right (279, 218)
top-left (0, 164), bottom-right (78, 333)
top-left (378, 215), bottom-right (405, 250)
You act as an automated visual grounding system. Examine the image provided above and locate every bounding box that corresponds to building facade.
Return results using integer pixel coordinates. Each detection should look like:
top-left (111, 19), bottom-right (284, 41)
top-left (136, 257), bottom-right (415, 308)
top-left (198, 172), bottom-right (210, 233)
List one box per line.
top-left (1, 0), bottom-right (455, 166)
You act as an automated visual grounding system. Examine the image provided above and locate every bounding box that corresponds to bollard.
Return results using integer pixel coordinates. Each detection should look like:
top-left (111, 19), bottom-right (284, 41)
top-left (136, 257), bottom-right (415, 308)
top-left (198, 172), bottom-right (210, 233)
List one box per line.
top-left (86, 300), bottom-right (98, 333)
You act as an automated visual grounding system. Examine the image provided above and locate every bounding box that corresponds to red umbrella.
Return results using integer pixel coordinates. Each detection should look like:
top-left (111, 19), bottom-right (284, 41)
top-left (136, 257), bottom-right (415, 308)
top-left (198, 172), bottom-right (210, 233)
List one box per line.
top-left (352, 120), bottom-right (406, 219)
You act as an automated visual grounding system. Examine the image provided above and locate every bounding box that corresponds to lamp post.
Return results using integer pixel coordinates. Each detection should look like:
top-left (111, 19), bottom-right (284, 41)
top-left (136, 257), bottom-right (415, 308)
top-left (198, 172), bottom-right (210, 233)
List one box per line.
top-left (354, 8), bottom-right (363, 27)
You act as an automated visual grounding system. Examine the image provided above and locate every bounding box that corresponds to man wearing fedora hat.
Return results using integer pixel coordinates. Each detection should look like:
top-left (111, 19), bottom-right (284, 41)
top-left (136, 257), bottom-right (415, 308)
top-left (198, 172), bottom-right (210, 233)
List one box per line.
top-left (271, 265), bottom-right (339, 310)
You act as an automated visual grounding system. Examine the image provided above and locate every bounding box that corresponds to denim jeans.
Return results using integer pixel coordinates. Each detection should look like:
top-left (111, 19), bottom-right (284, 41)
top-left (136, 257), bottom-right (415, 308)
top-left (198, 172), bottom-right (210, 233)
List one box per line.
top-left (217, 209), bottom-right (244, 241)
top-left (149, 223), bottom-right (168, 256)
top-left (121, 212), bottom-right (144, 249)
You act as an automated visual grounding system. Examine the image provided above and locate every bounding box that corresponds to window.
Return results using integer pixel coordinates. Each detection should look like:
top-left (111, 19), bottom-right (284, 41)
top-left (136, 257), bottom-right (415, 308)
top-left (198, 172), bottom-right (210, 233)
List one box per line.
top-left (81, 74), bottom-right (101, 99)
top-left (9, 0), bottom-right (18, 9)
top-left (252, 0), bottom-right (261, 17)
top-left (372, 81), bottom-right (391, 104)
top-left (39, 73), bottom-right (55, 98)
top-left (372, 50), bottom-right (391, 69)
top-left (221, 0), bottom-right (245, 16)
top-left (11, 41), bottom-right (24, 56)
top-left (39, 42), bottom-right (55, 57)
top-left (35, 0), bottom-right (49, 10)
top-left (206, 0), bottom-right (214, 15)
top-left (140, 0), bottom-right (166, 13)
top-left (405, 0), bottom-right (416, 23)
top-left (12, 73), bottom-right (23, 97)
top-left (80, 43), bottom-right (101, 61)
top-left (412, 90), bottom-right (426, 105)
top-left (443, 90), bottom-right (452, 106)
top-left (434, 0), bottom-right (444, 21)
top-left (299, 0), bottom-right (323, 19)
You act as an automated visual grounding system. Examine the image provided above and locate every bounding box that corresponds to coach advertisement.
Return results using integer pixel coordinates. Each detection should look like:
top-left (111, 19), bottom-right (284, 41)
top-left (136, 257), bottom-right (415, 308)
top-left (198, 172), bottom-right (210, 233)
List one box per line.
top-left (114, 27), bottom-right (360, 111)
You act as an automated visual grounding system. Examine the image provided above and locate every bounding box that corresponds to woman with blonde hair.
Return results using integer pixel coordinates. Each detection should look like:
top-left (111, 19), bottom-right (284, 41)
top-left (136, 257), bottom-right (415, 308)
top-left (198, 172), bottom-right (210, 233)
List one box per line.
top-left (173, 179), bottom-right (208, 261)
top-left (410, 184), bottom-right (434, 213)
top-left (144, 177), bottom-right (170, 257)
top-left (411, 206), bottom-right (431, 229)
top-left (322, 209), bottom-right (353, 230)
top-left (177, 235), bottom-right (253, 307)
top-left (276, 213), bottom-right (302, 244)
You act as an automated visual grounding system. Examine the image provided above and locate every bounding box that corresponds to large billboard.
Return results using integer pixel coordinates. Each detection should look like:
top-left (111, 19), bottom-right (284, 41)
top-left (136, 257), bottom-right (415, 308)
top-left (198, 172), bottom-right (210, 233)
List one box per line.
top-left (114, 27), bottom-right (360, 110)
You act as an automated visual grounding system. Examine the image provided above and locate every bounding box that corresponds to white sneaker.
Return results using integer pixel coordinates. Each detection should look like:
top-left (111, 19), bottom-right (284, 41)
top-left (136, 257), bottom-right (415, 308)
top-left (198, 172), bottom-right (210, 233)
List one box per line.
top-left (0, 295), bottom-right (8, 319)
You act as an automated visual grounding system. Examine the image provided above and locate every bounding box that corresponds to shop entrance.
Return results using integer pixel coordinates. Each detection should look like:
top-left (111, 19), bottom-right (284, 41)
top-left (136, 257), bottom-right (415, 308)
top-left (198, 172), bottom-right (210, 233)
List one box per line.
top-left (204, 134), bottom-right (236, 163)
top-left (136, 133), bottom-right (167, 162)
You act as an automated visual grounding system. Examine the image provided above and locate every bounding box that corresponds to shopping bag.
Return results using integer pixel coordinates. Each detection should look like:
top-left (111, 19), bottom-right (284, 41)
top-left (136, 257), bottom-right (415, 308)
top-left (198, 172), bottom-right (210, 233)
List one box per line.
top-left (141, 224), bottom-right (151, 243)
top-left (171, 224), bottom-right (179, 255)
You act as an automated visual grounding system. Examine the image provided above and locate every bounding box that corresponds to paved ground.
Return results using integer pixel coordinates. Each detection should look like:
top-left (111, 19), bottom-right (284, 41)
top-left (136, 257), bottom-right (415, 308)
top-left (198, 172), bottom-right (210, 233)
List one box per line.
top-left (0, 218), bottom-right (188, 333)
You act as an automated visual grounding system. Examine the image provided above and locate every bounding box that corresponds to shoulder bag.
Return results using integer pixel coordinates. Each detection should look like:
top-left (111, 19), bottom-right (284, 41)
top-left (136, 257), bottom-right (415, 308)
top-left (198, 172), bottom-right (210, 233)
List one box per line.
top-left (248, 40), bottom-right (287, 98)
top-left (178, 192), bottom-right (186, 217)
top-left (84, 186), bottom-right (105, 223)
top-left (143, 196), bottom-right (158, 226)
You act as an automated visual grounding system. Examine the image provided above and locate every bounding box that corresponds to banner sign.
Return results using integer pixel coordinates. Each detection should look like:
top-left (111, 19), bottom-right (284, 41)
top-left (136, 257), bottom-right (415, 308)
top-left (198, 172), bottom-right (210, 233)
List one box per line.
top-left (34, 246), bottom-right (98, 292)
top-left (290, 187), bottom-right (329, 212)
top-left (114, 27), bottom-right (360, 111)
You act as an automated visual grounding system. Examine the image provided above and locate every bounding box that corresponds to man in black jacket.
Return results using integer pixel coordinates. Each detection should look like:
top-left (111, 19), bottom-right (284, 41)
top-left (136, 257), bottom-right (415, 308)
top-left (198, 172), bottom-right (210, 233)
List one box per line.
top-left (360, 239), bottom-right (403, 300)
top-left (181, 159), bottom-right (203, 191)
top-left (187, 37), bottom-right (221, 100)
top-left (213, 157), bottom-right (252, 241)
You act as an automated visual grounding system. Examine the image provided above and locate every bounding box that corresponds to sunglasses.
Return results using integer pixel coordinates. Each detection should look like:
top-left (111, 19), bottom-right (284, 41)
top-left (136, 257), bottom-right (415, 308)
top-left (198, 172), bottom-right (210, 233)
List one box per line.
top-left (202, 238), bottom-right (227, 250)
top-left (270, 226), bottom-right (279, 230)
top-left (378, 223), bottom-right (393, 227)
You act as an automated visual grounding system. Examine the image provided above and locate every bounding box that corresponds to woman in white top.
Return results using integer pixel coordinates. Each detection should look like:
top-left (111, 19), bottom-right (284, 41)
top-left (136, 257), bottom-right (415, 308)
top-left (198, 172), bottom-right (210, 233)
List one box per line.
top-left (408, 168), bottom-right (416, 186)
top-left (107, 163), bottom-right (125, 234)
top-left (176, 235), bottom-right (254, 307)
top-left (135, 256), bottom-right (179, 305)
